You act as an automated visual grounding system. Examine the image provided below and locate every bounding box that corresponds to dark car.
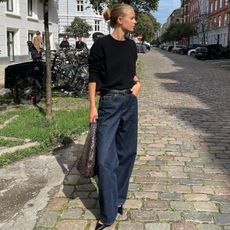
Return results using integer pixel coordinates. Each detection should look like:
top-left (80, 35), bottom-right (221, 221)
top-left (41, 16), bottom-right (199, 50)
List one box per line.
top-left (179, 44), bottom-right (202, 55)
top-left (195, 46), bottom-right (209, 59)
top-left (206, 44), bottom-right (225, 59)
top-left (195, 44), bottom-right (227, 60)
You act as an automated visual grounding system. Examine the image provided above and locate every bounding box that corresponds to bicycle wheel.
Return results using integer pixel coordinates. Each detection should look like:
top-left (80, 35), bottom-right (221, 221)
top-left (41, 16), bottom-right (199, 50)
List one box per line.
top-left (14, 77), bottom-right (43, 104)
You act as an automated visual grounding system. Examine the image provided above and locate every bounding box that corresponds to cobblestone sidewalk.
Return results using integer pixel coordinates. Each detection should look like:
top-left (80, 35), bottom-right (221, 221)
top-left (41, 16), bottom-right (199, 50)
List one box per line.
top-left (34, 50), bottom-right (230, 230)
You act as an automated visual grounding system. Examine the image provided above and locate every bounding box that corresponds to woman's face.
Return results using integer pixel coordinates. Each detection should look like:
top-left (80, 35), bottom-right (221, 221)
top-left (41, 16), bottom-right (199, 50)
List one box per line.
top-left (119, 9), bottom-right (136, 32)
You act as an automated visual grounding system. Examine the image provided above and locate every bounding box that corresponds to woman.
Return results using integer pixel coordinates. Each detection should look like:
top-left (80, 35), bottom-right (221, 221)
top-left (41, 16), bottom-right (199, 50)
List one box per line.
top-left (88, 3), bottom-right (141, 229)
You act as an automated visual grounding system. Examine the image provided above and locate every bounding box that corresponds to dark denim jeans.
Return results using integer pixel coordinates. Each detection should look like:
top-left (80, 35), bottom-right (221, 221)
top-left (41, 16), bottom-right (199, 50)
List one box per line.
top-left (96, 91), bottom-right (138, 225)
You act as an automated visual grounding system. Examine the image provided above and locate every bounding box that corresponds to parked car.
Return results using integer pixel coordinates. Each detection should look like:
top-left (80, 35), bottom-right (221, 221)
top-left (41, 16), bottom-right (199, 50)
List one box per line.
top-left (195, 44), bottom-right (228, 60)
top-left (167, 45), bottom-right (174, 52)
top-left (206, 44), bottom-right (226, 59)
top-left (179, 44), bottom-right (202, 55)
top-left (136, 43), bottom-right (147, 53)
top-left (143, 42), bottom-right (151, 51)
top-left (195, 46), bottom-right (209, 59)
top-left (172, 45), bottom-right (186, 53)
top-left (188, 45), bottom-right (205, 57)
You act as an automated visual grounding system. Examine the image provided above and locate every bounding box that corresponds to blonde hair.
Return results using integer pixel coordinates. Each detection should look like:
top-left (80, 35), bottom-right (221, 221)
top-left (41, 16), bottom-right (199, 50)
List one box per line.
top-left (103, 3), bottom-right (134, 28)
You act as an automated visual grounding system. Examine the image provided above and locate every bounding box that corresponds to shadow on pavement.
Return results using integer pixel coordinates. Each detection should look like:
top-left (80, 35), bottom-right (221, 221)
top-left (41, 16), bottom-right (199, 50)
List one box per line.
top-left (53, 140), bottom-right (99, 219)
top-left (154, 50), bottom-right (230, 175)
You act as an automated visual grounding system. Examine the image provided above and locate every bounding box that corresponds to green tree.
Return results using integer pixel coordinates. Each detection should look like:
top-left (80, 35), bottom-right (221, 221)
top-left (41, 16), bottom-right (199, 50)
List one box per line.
top-left (134, 13), bottom-right (159, 42)
top-left (65, 17), bottom-right (92, 37)
top-left (89, 0), bottom-right (159, 13)
top-left (161, 23), bottom-right (197, 43)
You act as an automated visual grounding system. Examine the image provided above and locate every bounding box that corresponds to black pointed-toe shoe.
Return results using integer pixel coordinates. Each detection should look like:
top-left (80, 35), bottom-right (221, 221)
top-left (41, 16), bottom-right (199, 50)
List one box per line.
top-left (95, 221), bottom-right (111, 230)
top-left (118, 205), bottom-right (123, 215)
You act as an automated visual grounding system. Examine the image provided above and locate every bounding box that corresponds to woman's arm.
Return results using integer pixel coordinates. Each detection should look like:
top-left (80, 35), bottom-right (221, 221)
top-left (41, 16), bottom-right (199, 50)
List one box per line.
top-left (131, 75), bottom-right (141, 96)
top-left (89, 82), bottom-right (98, 123)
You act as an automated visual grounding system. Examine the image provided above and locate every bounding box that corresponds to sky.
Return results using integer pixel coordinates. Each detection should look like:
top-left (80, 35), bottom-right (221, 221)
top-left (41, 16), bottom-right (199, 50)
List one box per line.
top-left (152, 0), bottom-right (181, 25)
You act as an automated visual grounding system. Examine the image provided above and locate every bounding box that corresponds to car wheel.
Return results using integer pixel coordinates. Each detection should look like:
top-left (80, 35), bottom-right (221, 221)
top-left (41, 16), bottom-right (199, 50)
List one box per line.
top-left (179, 50), bottom-right (184, 55)
top-left (190, 52), bottom-right (195, 57)
top-left (14, 77), bottom-right (43, 104)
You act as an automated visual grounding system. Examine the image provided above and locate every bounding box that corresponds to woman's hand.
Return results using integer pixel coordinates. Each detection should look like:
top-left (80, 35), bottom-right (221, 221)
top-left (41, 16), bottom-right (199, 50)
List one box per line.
top-left (131, 82), bottom-right (141, 96)
top-left (89, 106), bottom-right (98, 123)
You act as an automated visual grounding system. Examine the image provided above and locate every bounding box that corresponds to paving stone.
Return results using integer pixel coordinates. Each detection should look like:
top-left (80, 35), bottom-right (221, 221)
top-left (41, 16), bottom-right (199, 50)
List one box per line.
top-left (145, 200), bottom-right (170, 210)
top-left (180, 178), bottom-right (203, 186)
top-left (214, 214), bottom-right (230, 225)
top-left (167, 184), bottom-right (191, 193)
top-left (184, 194), bottom-right (210, 201)
top-left (157, 211), bottom-right (182, 221)
top-left (47, 197), bottom-right (69, 210)
top-left (171, 223), bottom-right (196, 230)
top-left (54, 185), bottom-right (75, 198)
top-left (170, 201), bottom-right (194, 211)
top-left (211, 195), bottom-right (230, 202)
top-left (192, 186), bottom-right (214, 194)
top-left (194, 202), bottom-right (219, 212)
top-left (124, 199), bottom-right (142, 209)
top-left (61, 208), bottom-right (83, 219)
top-left (77, 184), bottom-right (97, 191)
top-left (56, 220), bottom-right (88, 230)
top-left (68, 198), bottom-right (97, 208)
top-left (63, 175), bottom-right (80, 185)
top-left (168, 171), bottom-right (188, 178)
top-left (130, 210), bottom-right (158, 222)
top-left (145, 223), bottom-right (170, 230)
top-left (220, 202), bottom-right (230, 213)
top-left (197, 224), bottom-right (222, 230)
top-left (142, 184), bottom-right (167, 192)
top-left (128, 183), bottom-right (141, 191)
top-left (160, 193), bottom-right (183, 201)
top-left (183, 212), bottom-right (213, 223)
top-left (118, 222), bottom-right (144, 230)
top-left (83, 209), bottom-right (100, 219)
top-left (36, 211), bottom-right (59, 227)
top-left (134, 191), bottom-right (158, 199)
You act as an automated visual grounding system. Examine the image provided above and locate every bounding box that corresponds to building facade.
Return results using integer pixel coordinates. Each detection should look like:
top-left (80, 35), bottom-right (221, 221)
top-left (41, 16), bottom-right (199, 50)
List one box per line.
top-left (58, 0), bottom-right (109, 48)
top-left (208, 0), bottom-right (229, 46)
top-left (187, 0), bottom-right (229, 46)
top-left (0, 0), bottom-right (59, 64)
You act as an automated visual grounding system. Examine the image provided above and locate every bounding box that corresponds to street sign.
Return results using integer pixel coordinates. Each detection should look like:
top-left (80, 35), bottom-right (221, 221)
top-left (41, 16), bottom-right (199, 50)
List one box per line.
top-left (137, 35), bottom-right (142, 41)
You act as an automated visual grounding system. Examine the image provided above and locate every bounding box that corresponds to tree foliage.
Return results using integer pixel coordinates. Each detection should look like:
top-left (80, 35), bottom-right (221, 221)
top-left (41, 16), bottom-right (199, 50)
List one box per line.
top-left (89, 0), bottom-right (159, 13)
top-left (161, 23), bottom-right (197, 43)
top-left (134, 13), bottom-right (160, 42)
top-left (65, 17), bottom-right (92, 37)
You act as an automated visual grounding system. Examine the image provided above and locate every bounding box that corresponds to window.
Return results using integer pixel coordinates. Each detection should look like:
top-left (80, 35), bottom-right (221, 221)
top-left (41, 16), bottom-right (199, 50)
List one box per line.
top-left (220, 0), bottom-right (222, 8)
top-left (218, 15), bottom-right (221, 27)
top-left (7, 31), bottom-right (14, 62)
top-left (225, 0), bottom-right (228, 5)
top-left (210, 3), bottom-right (213, 13)
top-left (95, 20), bottom-right (100, 31)
top-left (214, 0), bottom-right (217, 10)
top-left (7, 0), bottom-right (13, 12)
top-left (224, 13), bottom-right (228, 26)
top-left (77, 0), bottom-right (84, 12)
top-left (28, 0), bottom-right (32, 16)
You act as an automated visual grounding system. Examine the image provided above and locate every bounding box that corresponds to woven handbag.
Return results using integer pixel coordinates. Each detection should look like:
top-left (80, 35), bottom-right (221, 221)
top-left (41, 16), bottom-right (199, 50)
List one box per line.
top-left (77, 122), bottom-right (97, 178)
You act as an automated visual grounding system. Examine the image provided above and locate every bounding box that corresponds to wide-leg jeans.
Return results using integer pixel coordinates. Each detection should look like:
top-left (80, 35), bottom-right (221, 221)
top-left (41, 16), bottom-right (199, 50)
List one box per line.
top-left (96, 92), bottom-right (138, 225)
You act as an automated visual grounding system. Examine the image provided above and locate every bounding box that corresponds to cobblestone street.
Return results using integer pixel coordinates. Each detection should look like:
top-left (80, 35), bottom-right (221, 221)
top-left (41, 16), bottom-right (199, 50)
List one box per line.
top-left (3, 49), bottom-right (230, 230)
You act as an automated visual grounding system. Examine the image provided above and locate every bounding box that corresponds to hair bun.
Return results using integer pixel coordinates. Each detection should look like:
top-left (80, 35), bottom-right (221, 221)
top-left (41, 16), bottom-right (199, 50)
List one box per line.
top-left (103, 8), bottom-right (111, 21)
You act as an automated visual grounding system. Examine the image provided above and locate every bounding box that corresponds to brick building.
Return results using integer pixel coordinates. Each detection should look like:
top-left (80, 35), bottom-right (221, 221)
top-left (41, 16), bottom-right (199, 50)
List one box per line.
top-left (186, 0), bottom-right (229, 46)
top-left (208, 0), bottom-right (229, 46)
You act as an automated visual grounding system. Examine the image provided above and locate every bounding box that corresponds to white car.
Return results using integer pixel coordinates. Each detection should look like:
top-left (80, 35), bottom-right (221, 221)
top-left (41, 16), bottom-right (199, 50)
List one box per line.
top-left (187, 48), bottom-right (196, 57)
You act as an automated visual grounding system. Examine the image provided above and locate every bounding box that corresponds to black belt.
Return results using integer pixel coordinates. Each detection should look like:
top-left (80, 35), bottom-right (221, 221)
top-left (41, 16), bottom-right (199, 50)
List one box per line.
top-left (101, 89), bottom-right (132, 96)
